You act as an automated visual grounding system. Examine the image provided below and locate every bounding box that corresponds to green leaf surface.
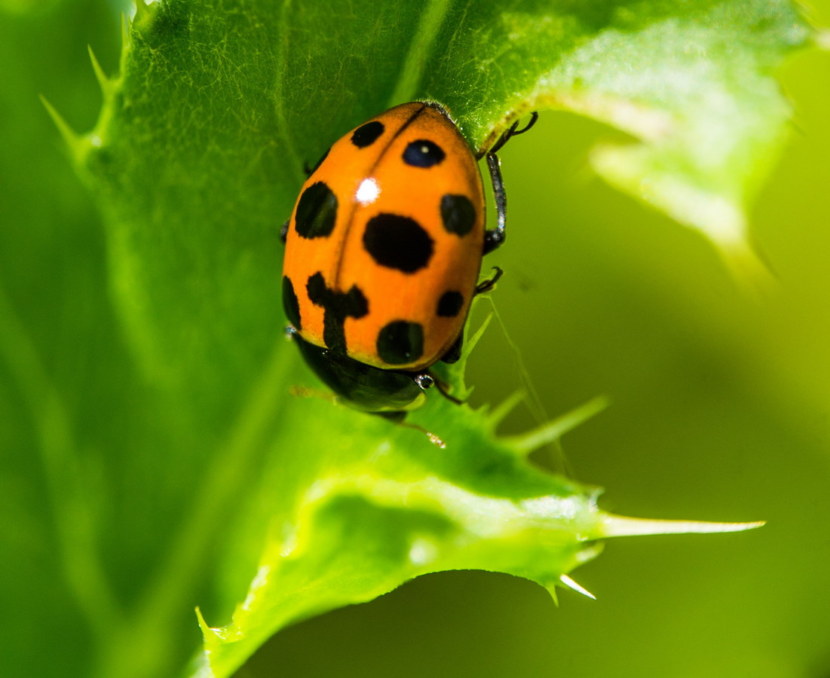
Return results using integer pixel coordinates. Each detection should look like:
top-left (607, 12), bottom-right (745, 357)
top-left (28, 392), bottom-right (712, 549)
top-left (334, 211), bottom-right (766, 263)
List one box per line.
top-left (5, 0), bottom-right (813, 677)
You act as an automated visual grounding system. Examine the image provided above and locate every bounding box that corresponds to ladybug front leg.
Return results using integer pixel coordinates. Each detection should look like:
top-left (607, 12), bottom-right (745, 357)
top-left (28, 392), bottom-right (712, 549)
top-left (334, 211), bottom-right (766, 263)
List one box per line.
top-left (482, 112), bottom-right (539, 255)
top-left (483, 153), bottom-right (507, 254)
top-left (426, 371), bottom-right (464, 406)
top-left (475, 266), bottom-right (504, 295)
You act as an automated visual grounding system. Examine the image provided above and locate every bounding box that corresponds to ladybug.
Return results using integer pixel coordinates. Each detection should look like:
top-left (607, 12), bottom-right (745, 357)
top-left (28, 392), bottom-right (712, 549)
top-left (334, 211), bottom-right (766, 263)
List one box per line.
top-left (281, 101), bottom-right (536, 415)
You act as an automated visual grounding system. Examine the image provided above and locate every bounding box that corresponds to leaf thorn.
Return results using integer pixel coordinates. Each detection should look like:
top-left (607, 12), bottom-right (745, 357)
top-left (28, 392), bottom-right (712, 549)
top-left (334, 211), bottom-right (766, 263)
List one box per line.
top-left (602, 515), bottom-right (765, 538)
top-left (462, 310), bottom-right (493, 360)
top-left (500, 395), bottom-right (609, 456)
top-left (120, 13), bottom-right (132, 52)
top-left (488, 389), bottom-right (525, 427)
top-left (87, 45), bottom-right (113, 97)
top-left (559, 574), bottom-right (597, 600)
top-left (195, 606), bottom-right (210, 635)
top-left (39, 95), bottom-right (84, 158)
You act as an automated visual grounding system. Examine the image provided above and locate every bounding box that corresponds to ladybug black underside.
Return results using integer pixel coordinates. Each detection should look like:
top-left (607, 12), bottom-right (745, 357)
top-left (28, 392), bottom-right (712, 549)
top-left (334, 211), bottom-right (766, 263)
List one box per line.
top-left (292, 332), bottom-right (427, 413)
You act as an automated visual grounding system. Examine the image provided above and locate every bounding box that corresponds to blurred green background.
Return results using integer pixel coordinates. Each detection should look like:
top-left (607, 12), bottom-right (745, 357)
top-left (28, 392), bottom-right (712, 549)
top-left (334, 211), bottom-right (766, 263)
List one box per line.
top-left (2, 0), bottom-right (829, 676)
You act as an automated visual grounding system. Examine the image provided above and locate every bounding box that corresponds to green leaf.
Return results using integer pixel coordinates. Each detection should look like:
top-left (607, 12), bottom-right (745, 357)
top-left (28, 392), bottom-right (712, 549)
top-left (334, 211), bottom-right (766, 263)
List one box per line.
top-left (21, 0), bottom-right (811, 677)
top-left (193, 394), bottom-right (761, 678)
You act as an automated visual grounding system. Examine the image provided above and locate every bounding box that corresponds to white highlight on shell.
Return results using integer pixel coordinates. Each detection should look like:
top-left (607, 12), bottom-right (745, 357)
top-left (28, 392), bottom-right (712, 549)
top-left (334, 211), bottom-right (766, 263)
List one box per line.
top-left (355, 178), bottom-right (380, 205)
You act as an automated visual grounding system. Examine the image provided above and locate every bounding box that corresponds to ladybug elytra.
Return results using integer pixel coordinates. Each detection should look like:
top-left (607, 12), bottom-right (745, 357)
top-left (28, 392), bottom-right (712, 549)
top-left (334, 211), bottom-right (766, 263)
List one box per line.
top-left (281, 101), bottom-right (536, 415)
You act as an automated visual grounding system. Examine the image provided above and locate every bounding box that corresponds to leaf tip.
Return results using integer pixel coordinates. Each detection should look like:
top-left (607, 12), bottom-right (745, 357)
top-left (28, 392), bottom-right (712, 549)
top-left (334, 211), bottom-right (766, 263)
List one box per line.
top-left (39, 95), bottom-right (85, 159)
top-left (559, 574), bottom-right (597, 600)
top-left (487, 389), bottom-right (525, 427)
top-left (501, 395), bottom-right (610, 456)
top-left (543, 583), bottom-right (560, 606)
top-left (463, 310), bottom-right (493, 359)
top-left (87, 44), bottom-right (115, 97)
top-left (120, 12), bottom-right (133, 52)
top-left (195, 606), bottom-right (211, 636)
top-left (602, 514), bottom-right (765, 538)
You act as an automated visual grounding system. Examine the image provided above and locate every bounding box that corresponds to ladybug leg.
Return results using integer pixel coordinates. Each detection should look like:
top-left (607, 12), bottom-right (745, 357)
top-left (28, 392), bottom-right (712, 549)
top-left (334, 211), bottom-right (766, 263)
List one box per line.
top-left (438, 269), bottom-right (502, 367)
top-left (483, 153), bottom-right (507, 254)
top-left (414, 369), bottom-right (465, 405)
top-left (280, 219), bottom-right (289, 244)
top-left (374, 376), bottom-right (451, 448)
top-left (414, 373), bottom-right (435, 390)
top-left (483, 112), bottom-right (538, 255)
top-left (475, 266), bottom-right (504, 295)
top-left (430, 373), bottom-right (464, 405)
top-left (376, 411), bottom-right (447, 448)
top-left (489, 112), bottom-right (539, 155)
top-left (438, 265), bottom-right (503, 368)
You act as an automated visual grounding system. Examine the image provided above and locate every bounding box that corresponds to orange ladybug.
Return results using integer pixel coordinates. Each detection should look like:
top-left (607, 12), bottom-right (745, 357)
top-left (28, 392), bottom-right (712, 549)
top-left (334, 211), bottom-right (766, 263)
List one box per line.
top-left (281, 101), bottom-right (536, 414)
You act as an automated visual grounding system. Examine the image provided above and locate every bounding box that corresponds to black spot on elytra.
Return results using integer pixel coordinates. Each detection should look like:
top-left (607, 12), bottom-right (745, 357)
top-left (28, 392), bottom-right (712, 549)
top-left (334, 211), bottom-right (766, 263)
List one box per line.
top-left (282, 276), bottom-right (302, 330)
top-left (436, 290), bottom-right (464, 317)
top-left (307, 272), bottom-right (368, 354)
top-left (403, 139), bottom-right (445, 168)
top-left (363, 214), bottom-right (434, 273)
top-left (376, 320), bottom-right (424, 365)
top-left (440, 194), bottom-right (476, 236)
top-left (351, 121), bottom-right (385, 148)
top-left (295, 182), bottom-right (338, 239)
